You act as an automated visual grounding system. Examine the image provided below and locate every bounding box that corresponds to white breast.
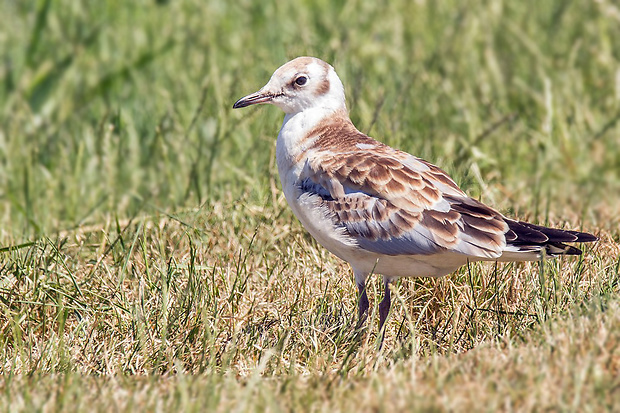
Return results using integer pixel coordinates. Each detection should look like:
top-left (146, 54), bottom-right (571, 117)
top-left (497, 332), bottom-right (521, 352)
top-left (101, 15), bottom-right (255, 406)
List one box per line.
top-left (276, 111), bottom-right (359, 260)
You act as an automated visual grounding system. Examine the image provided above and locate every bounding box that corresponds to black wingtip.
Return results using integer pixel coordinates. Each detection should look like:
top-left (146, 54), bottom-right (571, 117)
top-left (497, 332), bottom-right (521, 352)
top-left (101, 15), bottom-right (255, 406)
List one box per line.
top-left (545, 243), bottom-right (583, 256)
top-left (505, 219), bottom-right (598, 257)
top-left (507, 220), bottom-right (598, 244)
top-left (573, 232), bottom-right (599, 243)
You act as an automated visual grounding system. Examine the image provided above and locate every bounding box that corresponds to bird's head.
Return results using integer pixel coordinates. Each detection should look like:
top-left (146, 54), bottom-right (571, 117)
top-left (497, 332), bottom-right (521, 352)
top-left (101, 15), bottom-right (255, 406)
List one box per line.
top-left (233, 56), bottom-right (346, 114)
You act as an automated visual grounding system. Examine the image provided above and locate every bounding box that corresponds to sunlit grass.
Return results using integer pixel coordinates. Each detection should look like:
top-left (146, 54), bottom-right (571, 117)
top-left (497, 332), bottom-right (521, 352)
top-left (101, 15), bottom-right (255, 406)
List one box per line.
top-left (1, 0), bottom-right (619, 411)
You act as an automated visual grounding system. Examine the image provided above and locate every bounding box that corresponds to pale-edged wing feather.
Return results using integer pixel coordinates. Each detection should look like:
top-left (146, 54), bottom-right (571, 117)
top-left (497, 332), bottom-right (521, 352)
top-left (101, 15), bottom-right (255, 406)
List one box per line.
top-left (299, 148), bottom-right (508, 259)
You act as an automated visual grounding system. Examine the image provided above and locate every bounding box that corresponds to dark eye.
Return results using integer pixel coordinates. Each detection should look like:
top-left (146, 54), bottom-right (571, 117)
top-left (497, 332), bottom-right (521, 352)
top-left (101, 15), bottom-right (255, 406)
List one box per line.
top-left (295, 76), bottom-right (308, 86)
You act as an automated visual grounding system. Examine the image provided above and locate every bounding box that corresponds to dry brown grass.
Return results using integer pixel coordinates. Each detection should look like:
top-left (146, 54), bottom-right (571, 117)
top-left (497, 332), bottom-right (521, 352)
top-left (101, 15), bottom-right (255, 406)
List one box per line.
top-left (0, 198), bottom-right (617, 411)
top-left (2, 0), bottom-right (620, 410)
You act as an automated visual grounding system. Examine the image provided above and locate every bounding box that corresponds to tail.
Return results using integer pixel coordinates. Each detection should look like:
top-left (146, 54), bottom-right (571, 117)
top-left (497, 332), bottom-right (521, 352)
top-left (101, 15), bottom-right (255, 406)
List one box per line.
top-left (504, 219), bottom-right (598, 257)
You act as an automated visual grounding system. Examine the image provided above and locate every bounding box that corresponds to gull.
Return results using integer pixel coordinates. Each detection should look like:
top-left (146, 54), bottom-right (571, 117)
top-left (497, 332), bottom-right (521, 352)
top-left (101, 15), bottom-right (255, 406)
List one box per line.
top-left (233, 56), bottom-right (598, 331)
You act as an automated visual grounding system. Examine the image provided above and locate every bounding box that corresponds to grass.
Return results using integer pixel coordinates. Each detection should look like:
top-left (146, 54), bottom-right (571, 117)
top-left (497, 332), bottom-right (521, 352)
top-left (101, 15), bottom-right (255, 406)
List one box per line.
top-left (1, 0), bottom-right (619, 411)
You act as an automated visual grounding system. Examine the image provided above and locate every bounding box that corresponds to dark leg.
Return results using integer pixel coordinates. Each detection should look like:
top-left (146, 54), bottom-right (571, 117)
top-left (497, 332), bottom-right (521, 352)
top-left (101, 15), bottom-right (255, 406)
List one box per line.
top-left (378, 279), bottom-right (391, 331)
top-left (354, 269), bottom-right (370, 328)
top-left (356, 282), bottom-right (369, 328)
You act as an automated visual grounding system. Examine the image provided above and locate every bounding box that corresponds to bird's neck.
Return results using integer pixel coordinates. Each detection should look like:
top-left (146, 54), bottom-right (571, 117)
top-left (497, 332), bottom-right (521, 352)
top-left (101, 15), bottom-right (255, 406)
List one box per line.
top-left (279, 107), bottom-right (349, 146)
top-left (275, 107), bottom-right (350, 178)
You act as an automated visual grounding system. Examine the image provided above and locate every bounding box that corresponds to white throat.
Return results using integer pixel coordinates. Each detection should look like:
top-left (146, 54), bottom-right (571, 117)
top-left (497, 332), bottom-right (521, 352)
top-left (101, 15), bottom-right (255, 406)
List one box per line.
top-left (276, 107), bottom-right (330, 162)
top-left (275, 106), bottom-right (344, 198)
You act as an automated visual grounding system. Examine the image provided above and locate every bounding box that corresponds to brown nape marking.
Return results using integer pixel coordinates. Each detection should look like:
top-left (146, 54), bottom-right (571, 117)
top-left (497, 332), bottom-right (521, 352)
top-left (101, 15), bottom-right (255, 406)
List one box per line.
top-left (308, 112), bottom-right (380, 152)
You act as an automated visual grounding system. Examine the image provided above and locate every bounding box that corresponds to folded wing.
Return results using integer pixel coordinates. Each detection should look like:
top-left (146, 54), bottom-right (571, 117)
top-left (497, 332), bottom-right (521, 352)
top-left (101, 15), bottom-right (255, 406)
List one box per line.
top-left (299, 148), bottom-right (509, 259)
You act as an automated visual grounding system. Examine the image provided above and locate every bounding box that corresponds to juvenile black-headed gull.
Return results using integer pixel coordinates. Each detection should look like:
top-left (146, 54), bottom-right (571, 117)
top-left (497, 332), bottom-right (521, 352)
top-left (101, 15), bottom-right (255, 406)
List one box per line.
top-left (233, 57), bottom-right (598, 331)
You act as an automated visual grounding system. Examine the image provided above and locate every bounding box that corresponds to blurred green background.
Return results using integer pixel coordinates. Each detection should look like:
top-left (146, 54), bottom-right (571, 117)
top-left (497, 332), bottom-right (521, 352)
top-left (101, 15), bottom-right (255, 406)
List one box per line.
top-left (1, 2), bottom-right (619, 410)
top-left (1, 0), bottom-right (618, 241)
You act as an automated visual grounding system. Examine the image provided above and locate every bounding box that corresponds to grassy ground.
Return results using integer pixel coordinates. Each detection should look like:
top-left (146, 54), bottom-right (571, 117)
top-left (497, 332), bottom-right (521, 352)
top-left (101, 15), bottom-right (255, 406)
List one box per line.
top-left (1, 0), bottom-right (619, 411)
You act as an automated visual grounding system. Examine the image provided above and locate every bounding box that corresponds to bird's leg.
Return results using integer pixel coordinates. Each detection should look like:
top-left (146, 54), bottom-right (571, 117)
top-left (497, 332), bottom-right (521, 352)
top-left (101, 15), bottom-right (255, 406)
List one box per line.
top-left (354, 269), bottom-right (370, 328)
top-left (378, 278), bottom-right (391, 332)
top-left (356, 282), bottom-right (369, 328)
